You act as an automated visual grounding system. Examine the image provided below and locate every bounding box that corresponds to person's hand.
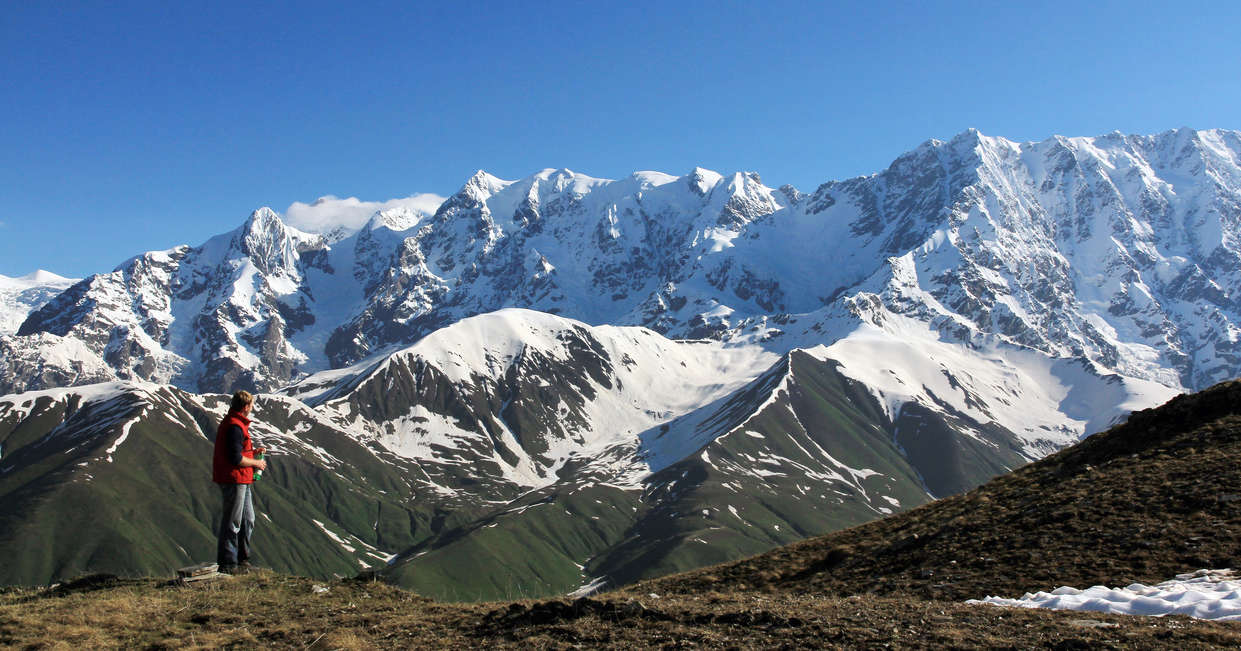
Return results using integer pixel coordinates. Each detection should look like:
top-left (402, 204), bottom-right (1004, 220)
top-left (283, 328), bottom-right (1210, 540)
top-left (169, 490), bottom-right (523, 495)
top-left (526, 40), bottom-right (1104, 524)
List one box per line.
top-left (256, 447), bottom-right (267, 455)
top-left (256, 459), bottom-right (268, 471)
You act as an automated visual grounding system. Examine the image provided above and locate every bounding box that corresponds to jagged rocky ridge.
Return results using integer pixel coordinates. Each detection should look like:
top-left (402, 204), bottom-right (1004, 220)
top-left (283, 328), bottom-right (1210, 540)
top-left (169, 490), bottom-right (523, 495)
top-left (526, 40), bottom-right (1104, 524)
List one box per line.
top-left (8, 128), bottom-right (1241, 397)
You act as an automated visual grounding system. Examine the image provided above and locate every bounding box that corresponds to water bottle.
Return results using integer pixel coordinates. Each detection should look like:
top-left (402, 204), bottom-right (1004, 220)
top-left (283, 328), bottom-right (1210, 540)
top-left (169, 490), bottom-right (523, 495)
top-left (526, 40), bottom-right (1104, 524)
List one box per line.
top-left (253, 451), bottom-right (264, 481)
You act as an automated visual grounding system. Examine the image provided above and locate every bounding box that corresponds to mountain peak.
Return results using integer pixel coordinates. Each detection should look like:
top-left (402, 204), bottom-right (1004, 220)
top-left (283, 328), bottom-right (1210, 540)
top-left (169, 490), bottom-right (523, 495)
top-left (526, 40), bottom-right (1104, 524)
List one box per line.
top-left (945, 127), bottom-right (996, 152)
top-left (533, 167), bottom-right (576, 178)
top-left (628, 170), bottom-right (679, 188)
top-left (530, 167), bottom-right (609, 195)
top-left (460, 170), bottom-right (510, 199)
top-left (365, 206), bottom-right (421, 233)
top-left (19, 269), bottom-right (73, 284)
top-left (687, 167), bottom-right (723, 196)
top-left (244, 206), bottom-right (287, 233)
top-left (727, 170), bottom-right (763, 187)
top-left (238, 207), bottom-right (318, 277)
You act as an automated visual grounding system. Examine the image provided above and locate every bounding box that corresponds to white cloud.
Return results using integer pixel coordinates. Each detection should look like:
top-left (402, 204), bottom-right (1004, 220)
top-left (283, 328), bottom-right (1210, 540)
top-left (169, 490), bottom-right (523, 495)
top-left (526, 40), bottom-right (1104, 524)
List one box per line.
top-left (284, 193), bottom-right (446, 234)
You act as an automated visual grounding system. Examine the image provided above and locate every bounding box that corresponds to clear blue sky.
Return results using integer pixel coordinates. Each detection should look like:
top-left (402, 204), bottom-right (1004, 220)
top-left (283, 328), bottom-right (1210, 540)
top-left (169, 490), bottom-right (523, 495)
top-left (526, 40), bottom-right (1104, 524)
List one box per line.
top-left (3, 0), bottom-right (1239, 278)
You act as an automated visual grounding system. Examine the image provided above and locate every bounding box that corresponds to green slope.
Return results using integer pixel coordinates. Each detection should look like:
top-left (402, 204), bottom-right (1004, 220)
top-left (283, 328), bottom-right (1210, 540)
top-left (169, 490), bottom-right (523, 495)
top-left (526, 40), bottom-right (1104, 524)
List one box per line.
top-left (380, 350), bottom-right (1032, 600)
top-left (0, 386), bottom-right (474, 586)
top-left (0, 348), bottom-right (1034, 599)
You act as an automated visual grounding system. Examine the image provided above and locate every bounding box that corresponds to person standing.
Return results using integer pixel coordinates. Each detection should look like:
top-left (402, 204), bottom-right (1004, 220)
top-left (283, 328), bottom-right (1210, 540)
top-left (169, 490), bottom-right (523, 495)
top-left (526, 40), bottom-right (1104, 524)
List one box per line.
top-left (213, 390), bottom-right (267, 574)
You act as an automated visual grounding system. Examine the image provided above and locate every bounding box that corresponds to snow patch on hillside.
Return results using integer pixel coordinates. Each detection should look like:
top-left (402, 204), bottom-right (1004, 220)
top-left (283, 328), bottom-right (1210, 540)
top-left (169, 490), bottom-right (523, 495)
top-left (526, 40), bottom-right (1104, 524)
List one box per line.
top-left (805, 315), bottom-right (1180, 456)
top-left (971, 569), bottom-right (1241, 621)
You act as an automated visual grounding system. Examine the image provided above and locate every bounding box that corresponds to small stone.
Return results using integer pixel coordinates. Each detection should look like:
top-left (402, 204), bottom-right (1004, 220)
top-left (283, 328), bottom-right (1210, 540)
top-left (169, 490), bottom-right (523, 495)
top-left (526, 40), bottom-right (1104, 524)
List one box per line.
top-left (1068, 619), bottom-right (1118, 629)
top-left (621, 600), bottom-right (646, 617)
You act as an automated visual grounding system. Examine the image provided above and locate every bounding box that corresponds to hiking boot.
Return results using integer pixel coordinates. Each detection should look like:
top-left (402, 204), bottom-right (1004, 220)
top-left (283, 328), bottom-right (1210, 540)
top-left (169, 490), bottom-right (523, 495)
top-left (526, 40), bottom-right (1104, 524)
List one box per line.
top-left (237, 561), bottom-right (259, 573)
top-left (218, 564), bottom-right (239, 575)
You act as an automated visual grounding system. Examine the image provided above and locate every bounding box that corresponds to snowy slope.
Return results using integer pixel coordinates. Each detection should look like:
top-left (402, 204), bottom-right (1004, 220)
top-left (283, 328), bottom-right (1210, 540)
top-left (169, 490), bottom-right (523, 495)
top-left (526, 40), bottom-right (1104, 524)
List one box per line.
top-left (804, 314), bottom-right (1179, 457)
top-left (824, 129), bottom-right (1241, 393)
top-left (293, 308), bottom-right (779, 491)
top-left (0, 271), bottom-right (114, 396)
top-left (10, 129), bottom-right (1241, 405)
top-left (0, 271), bottom-right (77, 335)
top-left (14, 206), bottom-right (434, 393)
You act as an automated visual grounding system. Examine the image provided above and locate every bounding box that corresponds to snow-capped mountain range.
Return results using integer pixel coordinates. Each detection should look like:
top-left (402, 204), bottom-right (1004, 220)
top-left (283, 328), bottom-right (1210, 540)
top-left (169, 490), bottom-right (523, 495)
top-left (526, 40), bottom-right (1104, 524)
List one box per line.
top-left (11, 128), bottom-right (1240, 399)
top-left (0, 127), bottom-right (1237, 595)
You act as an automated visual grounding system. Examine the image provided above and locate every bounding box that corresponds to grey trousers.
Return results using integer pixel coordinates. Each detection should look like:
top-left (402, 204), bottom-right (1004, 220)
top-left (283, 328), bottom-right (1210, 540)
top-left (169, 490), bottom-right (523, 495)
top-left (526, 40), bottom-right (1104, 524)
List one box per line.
top-left (217, 483), bottom-right (255, 566)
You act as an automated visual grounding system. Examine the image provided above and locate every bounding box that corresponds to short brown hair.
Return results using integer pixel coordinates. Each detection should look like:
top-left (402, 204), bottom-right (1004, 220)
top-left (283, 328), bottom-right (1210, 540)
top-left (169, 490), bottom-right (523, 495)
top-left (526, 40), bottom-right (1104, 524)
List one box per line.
top-left (230, 390), bottom-right (254, 412)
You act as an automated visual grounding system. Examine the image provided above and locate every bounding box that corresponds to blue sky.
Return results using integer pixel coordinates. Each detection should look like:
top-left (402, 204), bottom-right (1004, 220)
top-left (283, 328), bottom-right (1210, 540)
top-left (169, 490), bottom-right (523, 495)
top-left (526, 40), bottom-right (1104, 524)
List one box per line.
top-left (3, 1), bottom-right (1239, 278)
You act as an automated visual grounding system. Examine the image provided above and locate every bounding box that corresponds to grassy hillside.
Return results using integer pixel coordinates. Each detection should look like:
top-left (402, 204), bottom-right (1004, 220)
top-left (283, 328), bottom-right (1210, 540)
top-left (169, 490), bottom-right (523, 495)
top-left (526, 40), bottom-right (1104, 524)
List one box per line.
top-left (0, 350), bottom-right (1048, 601)
top-left (641, 379), bottom-right (1241, 601)
top-left (4, 380), bottom-right (1241, 648)
top-left (0, 388), bottom-right (472, 586)
top-left (379, 351), bottom-right (1030, 600)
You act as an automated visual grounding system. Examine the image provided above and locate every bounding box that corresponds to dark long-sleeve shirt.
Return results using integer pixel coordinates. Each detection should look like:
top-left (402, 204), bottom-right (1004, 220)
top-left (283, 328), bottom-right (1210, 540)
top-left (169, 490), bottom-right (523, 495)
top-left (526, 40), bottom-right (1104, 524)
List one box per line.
top-left (226, 425), bottom-right (250, 466)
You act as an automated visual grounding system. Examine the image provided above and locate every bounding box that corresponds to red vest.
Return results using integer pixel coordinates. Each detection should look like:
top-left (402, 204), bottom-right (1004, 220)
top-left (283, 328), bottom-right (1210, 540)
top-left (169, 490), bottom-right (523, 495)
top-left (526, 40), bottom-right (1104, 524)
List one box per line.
top-left (213, 411), bottom-right (254, 484)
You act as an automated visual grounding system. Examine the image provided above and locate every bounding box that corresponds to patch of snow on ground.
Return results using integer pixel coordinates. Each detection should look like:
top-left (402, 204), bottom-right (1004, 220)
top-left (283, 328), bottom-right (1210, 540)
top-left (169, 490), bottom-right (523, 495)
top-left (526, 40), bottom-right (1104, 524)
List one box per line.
top-left (969, 569), bottom-right (1241, 621)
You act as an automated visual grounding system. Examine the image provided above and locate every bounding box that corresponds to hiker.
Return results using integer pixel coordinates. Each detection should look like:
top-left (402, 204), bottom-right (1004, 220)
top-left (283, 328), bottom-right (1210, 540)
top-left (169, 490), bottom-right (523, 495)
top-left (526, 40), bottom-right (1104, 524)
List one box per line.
top-left (213, 390), bottom-right (267, 574)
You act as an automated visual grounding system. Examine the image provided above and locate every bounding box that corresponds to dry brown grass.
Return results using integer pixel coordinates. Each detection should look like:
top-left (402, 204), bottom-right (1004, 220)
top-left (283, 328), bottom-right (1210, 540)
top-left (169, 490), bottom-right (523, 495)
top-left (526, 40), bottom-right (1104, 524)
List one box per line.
top-left (1, 571), bottom-right (1239, 649)
top-left (0, 572), bottom-right (484, 649)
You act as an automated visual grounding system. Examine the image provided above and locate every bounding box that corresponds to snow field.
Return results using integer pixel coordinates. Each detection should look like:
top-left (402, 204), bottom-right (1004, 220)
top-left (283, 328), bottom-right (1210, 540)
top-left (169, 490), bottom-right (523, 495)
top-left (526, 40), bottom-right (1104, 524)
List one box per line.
top-left (806, 313), bottom-right (1180, 457)
top-left (0, 270), bottom-right (78, 335)
top-left (969, 569), bottom-right (1241, 621)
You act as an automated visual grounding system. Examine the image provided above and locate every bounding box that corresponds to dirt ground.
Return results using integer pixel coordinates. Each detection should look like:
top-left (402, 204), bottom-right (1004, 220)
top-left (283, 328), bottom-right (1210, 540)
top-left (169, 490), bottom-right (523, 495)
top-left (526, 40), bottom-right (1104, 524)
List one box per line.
top-left (1, 571), bottom-right (1239, 649)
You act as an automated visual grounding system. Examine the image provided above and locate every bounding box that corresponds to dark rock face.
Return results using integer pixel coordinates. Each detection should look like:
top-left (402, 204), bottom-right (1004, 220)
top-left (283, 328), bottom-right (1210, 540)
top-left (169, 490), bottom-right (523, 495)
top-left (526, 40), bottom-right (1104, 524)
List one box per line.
top-left (17, 279), bottom-right (95, 338)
